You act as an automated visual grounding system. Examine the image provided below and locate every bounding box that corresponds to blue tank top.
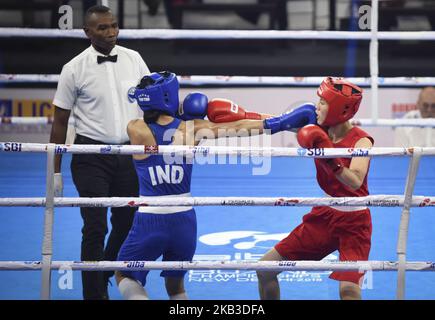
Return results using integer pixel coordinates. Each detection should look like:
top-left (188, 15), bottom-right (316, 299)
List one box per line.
top-left (134, 118), bottom-right (193, 196)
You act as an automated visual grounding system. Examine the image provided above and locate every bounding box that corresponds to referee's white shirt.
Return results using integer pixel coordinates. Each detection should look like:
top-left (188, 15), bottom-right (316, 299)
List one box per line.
top-left (53, 45), bottom-right (150, 144)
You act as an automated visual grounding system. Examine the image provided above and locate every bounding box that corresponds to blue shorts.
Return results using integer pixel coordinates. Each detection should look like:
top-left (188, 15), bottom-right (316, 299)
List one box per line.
top-left (117, 209), bottom-right (197, 286)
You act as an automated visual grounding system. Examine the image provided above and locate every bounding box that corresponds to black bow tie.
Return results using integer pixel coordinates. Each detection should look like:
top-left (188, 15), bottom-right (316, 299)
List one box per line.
top-left (97, 55), bottom-right (118, 64)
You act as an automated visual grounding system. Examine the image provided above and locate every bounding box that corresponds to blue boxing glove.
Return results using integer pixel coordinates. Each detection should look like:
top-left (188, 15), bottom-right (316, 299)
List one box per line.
top-left (176, 92), bottom-right (208, 120)
top-left (263, 103), bottom-right (317, 134)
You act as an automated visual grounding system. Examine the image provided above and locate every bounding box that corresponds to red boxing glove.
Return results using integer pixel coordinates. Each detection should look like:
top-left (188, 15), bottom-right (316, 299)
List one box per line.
top-left (297, 125), bottom-right (345, 174)
top-left (207, 98), bottom-right (262, 123)
top-left (297, 124), bottom-right (331, 149)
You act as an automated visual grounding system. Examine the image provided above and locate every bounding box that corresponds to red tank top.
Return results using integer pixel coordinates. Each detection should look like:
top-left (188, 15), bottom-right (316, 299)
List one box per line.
top-left (315, 126), bottom-right (374, 197)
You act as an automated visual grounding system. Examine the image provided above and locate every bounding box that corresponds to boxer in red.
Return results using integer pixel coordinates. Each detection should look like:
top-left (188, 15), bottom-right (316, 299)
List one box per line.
top-left (257, 77), bottom-right (374, 300)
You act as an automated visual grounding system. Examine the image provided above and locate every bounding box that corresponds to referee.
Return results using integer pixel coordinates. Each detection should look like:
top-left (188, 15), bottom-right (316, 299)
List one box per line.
top-left (49, 5), bottom-right (150, 300)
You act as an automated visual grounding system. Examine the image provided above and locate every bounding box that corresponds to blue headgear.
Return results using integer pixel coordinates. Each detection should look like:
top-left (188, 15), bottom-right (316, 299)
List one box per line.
top-left (128, 71), bottom-right (179, 116)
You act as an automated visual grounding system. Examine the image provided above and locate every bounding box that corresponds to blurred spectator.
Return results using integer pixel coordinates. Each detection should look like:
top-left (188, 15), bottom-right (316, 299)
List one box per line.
top-left (0, 0), bottom-right (98, 28)
top-left (142, 0), bottom-right (189, 27)
top-left (158, 0), bottom-right (288, 30)
top-left (380, 0), bottom-right (406, 8)
top-left (357, 0), bottom-right (405, 31)
top-left (83, 1), bottom-right (98, 14)
top-left (394, 87), bottom-right (435, 147)
top-left (374, 0), bottom-right (435, 31)
top-left (143, 0), bottom-right (161, 16)
top-left (0, 0), bottom-right (65, 28)
top-left (236, 0), bottom-right (288, 30)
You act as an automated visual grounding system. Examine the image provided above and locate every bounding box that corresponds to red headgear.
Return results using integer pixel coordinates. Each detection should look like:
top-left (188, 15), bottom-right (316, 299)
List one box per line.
top-left (317, 77), bottom-right (363, 126)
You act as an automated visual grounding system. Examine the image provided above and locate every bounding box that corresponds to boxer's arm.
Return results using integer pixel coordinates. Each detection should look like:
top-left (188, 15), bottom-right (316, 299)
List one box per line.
top-left (192, 118), bottom-right (264, 141)
top-left (335, 137), bottom-right (373, 190)
top-left (50, 106), bottom-right (71, 173)
top-left (207, 99), bottom-right (264, 122)
top-left (264, 103), bottom-right (317, 134)
top-left (179, 96), bottom-right (272, 122)
top-left (260, 113), bottom-right (275, 120)
top-left (127, 119), bottom-right (156, 160)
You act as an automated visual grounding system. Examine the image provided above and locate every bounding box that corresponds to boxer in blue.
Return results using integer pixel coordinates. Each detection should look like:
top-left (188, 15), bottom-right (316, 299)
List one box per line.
top-left (115, 71), bottom-right (317, 300)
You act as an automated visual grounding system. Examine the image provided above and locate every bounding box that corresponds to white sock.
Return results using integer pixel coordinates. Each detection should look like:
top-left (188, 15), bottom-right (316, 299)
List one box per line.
top-left (170, 292), bottom-right (188, 300)
top-left (118, 278), bottom-right (149, 300)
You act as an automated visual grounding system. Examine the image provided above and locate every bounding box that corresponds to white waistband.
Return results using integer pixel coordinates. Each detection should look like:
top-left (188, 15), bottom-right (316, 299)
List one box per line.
top-left (329, 205), bottom-right (368, 212)
top-left (137, 192), bottom-right (193, 214)
top-left (324, 193), bottom-right (368, 212)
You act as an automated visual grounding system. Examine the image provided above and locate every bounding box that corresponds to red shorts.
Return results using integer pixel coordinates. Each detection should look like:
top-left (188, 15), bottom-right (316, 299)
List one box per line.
top-left (275, 206), bottom-right (372, 285)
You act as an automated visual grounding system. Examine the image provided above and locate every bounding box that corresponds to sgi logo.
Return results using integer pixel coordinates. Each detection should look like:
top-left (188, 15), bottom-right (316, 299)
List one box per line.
top-left (297, 148), bottom-right (307, 156)
top-left (2, 142), bottom-right (22, 152)
top-left (307, 148), bottom-right (324, 157)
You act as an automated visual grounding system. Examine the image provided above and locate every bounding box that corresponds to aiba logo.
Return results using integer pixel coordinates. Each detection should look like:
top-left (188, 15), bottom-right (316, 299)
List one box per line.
top-left (274, 198), bottom-right (299, 206)
top-left (348, 148), bottom-right (369, 157)
top-left (193, 146), bottom-right (210, 156)
top-left (127, 200), bottom-right (148, 207)
top-left (278, 261), bottom-right (297, 267)
top-left (55, 146), bottom-right (67, 154)
top-left (126, 261), bottom-right (145, 268)
top-left (100, 146), bottom-right (112, 154)
top-left (419, 198), bottom-right (432, 207)
top-left (144, 145), bottom-right (158, 153)
top-left (199, 231), bottom-right (289, 250)
top-left (127, 87), bottom-right (136, 103)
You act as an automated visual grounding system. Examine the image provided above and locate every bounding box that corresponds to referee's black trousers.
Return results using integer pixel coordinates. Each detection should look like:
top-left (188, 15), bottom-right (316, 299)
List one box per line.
top-left (71, 134), bottom-right (138, 300)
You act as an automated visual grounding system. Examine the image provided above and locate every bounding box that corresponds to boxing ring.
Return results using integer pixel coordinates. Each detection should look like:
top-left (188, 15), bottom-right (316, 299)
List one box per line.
top-left (0, 144), bottom-right (434, 300)
top-left (1, 0), bottom-right (435, 300)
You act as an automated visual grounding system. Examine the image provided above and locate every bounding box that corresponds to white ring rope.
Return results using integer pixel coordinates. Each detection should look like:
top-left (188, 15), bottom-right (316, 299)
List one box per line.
top-left (349, 119), bottom-right (435, 128)
top-left (0, 260), bottom-right (433, 272)
top-left (2, 74), bottom-right (435, 87)
top-left (1, 142), bottom-right (435, 157)
top-left (1, 28), bottom-right (435, 40)
top-left (2, 117), bottom-right (435, 128)
top-left (0, 195), bottom-right (434, 208)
